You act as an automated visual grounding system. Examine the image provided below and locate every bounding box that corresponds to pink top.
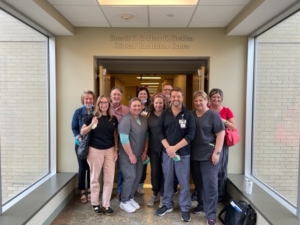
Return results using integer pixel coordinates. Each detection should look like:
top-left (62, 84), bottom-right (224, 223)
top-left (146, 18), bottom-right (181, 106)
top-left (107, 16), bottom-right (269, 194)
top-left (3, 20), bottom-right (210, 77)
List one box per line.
top-left (110, 104), bottom-right (129, 121)
top-left (219, 106), bottom-right (234, 120)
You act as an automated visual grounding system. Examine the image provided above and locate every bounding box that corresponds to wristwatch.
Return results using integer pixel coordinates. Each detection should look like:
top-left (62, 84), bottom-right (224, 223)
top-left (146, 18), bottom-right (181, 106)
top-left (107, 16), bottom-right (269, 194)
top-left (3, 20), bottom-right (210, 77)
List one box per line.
top-left (215, 151), bottom-right (221, 155)
top-left (224, 120), bottom-right (228, 125)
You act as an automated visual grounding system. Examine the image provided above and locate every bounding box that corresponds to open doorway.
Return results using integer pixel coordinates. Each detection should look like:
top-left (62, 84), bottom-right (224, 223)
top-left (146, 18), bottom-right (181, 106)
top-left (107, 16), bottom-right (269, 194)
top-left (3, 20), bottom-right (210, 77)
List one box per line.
top-left (96, 57), bottom-right (209, 109)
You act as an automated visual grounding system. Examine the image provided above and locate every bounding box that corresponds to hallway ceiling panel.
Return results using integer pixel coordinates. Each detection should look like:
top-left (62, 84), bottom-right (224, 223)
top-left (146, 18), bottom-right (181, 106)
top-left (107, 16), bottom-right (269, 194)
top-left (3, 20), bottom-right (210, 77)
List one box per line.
top-left (191, 5), bottom-right (245, 25)
top-left (101, 6), bottom-right (148, 27)
top-left (2, 0), bottom-right (298, 35)
top-left (149, 6), bottom-right (195, 27)
top-left (53, 5), bottom-right (110, 27)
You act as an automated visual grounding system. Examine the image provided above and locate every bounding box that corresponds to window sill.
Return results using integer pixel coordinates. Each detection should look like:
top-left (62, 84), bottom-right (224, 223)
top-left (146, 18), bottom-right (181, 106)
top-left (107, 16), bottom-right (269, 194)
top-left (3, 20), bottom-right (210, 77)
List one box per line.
top-left (0, 172), bottom-right (76, 225)
top-left (227, 174), bottom-right (299, 225)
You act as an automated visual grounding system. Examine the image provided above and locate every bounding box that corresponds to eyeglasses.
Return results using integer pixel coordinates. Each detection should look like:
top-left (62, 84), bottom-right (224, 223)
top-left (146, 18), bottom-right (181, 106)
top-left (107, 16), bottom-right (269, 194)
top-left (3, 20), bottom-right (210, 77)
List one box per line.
top-left (163, 89), bottom-right (171, 91)
top-left (99, 101), bottom-right (108, 104)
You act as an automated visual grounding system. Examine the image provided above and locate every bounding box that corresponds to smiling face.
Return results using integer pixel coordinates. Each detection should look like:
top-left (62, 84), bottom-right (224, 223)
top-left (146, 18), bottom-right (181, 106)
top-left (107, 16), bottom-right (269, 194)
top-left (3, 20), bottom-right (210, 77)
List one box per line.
top-left (153, 96), bottom-right (164, 112)
top-left (138, 90), bottom-right (148, 102)
top-left (130, 100), bottom-right (142, 116)
top-left (162, 84), bottom-right (172, 98)
top-left (110, 89), bottom-right (122, 105)
top-left (194, 95), bottom-right (208, 111)
top-left (210, 93), bottom-right (223, 107)
top-left (98, 96), bottom-right (109, 113)
top-left (84, 94), bottom-right (94, 107)
top-left (170, 90), bottom-right (183, 108)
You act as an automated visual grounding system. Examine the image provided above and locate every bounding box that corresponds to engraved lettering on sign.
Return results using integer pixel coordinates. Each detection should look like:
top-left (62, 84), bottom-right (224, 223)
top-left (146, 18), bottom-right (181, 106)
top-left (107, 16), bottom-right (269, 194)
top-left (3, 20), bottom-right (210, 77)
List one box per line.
top-left (110, 35), bottom-right (193, 49)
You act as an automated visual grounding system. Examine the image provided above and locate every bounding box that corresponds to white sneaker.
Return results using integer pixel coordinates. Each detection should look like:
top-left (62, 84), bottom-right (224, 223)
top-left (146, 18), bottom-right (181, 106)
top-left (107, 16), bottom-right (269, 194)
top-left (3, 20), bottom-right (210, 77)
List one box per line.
top-left (159, 196), bottom-right (163, 208)
top-left (147, 195), bottom-right (159, 206)
top-left (120, 201), bottom-right (136, 213)
top-left (130, 198), bottom-right (140, 209)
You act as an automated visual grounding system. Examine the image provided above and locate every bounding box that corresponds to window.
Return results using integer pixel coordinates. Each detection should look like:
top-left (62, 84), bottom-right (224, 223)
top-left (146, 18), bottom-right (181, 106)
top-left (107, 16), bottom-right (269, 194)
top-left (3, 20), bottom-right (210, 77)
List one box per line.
top-left (0, 9), bottom-right (49, 205)
top-left (252, 10), bottom-right (300, 206)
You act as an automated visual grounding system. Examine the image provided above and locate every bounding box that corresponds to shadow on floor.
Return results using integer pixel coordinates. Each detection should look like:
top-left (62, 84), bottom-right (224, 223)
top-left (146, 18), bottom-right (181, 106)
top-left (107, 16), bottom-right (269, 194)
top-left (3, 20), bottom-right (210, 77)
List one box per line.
top-left (51, 188), bottom-right (226, 225)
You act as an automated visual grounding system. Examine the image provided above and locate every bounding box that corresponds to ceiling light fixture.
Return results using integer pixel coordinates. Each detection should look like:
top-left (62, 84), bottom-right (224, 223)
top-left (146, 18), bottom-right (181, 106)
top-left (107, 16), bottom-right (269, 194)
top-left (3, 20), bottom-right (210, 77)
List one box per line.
top-left (98, 0), bottom-right (197, 6)
top-left (136, 77), bottom-right (161, 80)
top-left (141, 83), bottom-right (159, 85)
top-left (167, 14), bottom-right (174, 17)
top-left (121, 13), bottom-right (133, 20)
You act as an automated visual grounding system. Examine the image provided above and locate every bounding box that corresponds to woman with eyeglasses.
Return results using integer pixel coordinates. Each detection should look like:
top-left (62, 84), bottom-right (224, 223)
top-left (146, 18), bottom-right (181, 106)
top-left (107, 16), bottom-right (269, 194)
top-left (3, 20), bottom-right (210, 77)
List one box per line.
top-left (81, 95), bottom-right (119, 215)
top-left (71, 90), bottom-right (95, 204)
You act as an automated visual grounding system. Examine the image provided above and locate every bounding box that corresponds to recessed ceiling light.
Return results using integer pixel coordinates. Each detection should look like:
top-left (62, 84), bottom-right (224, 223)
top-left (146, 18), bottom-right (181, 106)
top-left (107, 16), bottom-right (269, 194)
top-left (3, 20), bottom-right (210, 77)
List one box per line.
top-left (167, 14), bottom-right (174, 17)
top-left (121, 13), bottom-right (133, 20)
top-left (141, 83), bottom-right (159, 85)
top-left (98, 0), bottom-right (197, 6)
top-left (136, 77), bottom-right (161, 80)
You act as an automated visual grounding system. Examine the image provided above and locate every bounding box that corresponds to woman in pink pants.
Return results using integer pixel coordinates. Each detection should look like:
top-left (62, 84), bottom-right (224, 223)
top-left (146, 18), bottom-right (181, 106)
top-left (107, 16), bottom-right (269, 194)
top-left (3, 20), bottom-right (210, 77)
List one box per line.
top-left (81, 95), bottom-right (118, 215)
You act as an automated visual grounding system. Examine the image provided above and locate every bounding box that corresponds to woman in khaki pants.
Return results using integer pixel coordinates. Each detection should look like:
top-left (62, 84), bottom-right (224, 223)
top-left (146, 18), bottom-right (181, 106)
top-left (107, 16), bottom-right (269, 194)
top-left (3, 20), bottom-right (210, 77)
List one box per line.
top-left (81, 95), bottom-right (118, 215)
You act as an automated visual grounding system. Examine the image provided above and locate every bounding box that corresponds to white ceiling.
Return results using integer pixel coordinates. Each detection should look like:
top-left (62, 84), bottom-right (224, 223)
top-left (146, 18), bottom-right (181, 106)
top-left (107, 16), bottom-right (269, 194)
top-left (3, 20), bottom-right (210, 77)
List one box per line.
top-left (1, 0), bottom-right (298, 36)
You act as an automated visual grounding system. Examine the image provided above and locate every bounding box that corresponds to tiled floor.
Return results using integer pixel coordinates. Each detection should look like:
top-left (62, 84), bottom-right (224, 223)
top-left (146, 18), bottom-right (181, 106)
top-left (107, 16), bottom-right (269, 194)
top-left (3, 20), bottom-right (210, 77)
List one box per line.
top-left (51, 189), bottom-right (226, 225)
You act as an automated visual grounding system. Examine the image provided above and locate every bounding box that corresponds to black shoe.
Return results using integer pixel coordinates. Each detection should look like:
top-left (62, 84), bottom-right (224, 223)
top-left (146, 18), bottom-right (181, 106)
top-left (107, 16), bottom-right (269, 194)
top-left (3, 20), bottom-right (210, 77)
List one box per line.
top-left (192, 205), bottom-right (204, 214)
top-left (181, 211), bottom-right (191, 222)
top-left (103, 206), bottom-right (114, 215)
top-left (156, 205), bottom-right (173, 216)
top-left (93, 205), bottom-right (103, 214)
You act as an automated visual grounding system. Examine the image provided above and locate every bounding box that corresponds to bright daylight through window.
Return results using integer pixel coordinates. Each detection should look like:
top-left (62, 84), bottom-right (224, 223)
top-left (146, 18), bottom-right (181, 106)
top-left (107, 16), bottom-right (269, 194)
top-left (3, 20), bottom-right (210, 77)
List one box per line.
top-left (0, 9), bottom-right (49, 205)
top-left (252, 10), bottom-right (300, 206)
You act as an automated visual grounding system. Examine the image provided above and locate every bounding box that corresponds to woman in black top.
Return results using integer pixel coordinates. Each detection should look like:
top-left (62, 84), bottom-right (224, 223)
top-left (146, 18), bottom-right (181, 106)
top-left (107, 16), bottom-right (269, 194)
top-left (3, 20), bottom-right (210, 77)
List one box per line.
top-left (136, 87), bottom-right (151, 194)
top-left (81, 95), bottom-right (118, 215)
top-left (146, 94), bottom-right (168, 207)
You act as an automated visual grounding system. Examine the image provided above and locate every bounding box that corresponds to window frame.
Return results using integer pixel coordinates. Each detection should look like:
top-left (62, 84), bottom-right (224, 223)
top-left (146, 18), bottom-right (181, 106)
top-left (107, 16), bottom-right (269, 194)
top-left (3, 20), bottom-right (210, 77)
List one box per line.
top-left (0, 3), bottom-right (56, 213)
top-left (245, 2), bottom-right (300, 217)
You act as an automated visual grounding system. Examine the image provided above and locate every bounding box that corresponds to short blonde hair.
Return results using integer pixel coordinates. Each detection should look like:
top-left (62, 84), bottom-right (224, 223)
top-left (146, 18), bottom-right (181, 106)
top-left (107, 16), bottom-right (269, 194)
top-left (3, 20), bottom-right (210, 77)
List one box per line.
top-left (193, 90), bottom-right (208, 101)
top-left (81, 90), bottom-right (96, 105)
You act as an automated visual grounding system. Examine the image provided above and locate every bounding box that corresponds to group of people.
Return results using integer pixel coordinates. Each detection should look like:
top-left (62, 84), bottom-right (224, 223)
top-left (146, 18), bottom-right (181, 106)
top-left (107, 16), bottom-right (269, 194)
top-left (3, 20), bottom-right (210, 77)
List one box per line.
top-left (71, 84), bottom-right (237, 225)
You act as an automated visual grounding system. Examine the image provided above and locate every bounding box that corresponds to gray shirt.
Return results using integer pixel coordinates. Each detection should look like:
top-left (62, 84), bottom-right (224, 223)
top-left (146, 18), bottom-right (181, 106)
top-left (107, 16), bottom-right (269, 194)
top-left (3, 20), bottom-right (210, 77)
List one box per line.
top-left (191, 109), bottom-right (225, 161)
top-left (118, 113), bottom-right (147, 158)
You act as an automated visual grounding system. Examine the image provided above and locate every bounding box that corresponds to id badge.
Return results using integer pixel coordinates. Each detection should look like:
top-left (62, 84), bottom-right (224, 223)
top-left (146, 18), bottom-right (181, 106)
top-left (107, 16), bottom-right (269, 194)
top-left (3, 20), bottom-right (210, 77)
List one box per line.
top-left (179, 119), bottom-right (186, 128)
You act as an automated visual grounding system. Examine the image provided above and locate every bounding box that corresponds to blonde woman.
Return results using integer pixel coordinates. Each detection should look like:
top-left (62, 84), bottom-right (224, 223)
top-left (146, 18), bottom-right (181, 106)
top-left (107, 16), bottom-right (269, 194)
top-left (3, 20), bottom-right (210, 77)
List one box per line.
top-left (81, 95), bottom-right (118, 215)
top-left (71, 90), bottom-right (95, 203)
top-left (191, 90), bottom-right (225, 225)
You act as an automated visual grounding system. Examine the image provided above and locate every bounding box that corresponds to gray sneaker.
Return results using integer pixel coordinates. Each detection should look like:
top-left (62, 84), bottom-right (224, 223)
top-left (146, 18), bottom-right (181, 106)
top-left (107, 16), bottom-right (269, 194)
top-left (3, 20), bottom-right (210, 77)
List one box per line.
top-left (147, 195), bottom-right (159, 206)
top-left (156, 205), bottom-right (173, 216)
top-left (181, 211), bottom-right (191, 222)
